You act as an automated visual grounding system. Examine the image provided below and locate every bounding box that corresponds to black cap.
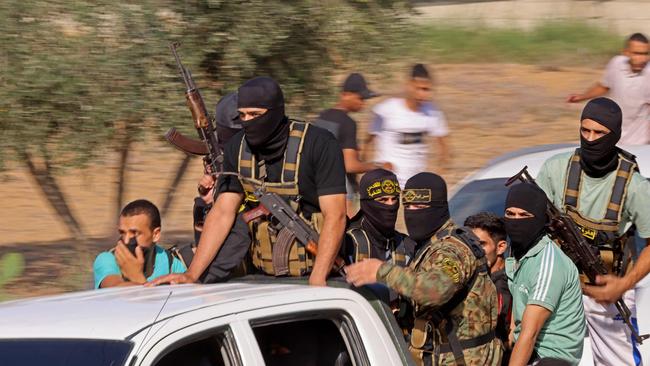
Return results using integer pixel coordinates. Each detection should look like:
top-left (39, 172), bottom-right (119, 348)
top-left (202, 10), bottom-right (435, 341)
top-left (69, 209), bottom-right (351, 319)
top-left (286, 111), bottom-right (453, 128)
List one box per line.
top-left (343, 73), bottom-right (378, 99)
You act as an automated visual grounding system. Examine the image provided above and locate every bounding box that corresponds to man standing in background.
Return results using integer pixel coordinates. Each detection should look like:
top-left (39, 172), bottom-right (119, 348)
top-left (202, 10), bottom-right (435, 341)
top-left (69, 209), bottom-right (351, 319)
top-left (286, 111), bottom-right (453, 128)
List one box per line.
top-left (567, 33), bottom-right (650, 144)
top-left (315, 73), bottom-right (380, 216)
top-left (367, 63), bottom-right (449, 187)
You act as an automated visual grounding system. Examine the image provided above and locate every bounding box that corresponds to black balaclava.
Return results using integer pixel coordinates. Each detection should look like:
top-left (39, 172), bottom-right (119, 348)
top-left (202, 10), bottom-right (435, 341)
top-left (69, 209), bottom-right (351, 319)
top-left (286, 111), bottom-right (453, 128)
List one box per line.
top-left (504, 183), bottom-right (548, 260)
top-left (215, 92), bottom-right (243, 149)
top-left (402, 172), bottom-right (450, 243)
top-left (579, 97), bottom-right (622, 178)
top-left (359, 169), bottom-right (400, 238)
top-left (237, 77), bottom-right (289, 162)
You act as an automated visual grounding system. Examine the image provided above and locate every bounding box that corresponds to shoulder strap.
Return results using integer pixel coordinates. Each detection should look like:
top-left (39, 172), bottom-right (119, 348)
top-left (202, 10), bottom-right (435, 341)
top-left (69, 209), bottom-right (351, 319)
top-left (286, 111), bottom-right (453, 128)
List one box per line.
top-left (346, 227), bottom-right (370, 262)
top-left (605, 152), bottom-right (637, 221)
top-left (282, 121), bottom-right (308, 183)
top-left (437, 225), bottom-right (486, 261)
top-left (166, 247), bottom-right (174, 273)
top-left (238, 135), bottom-right (255, 179)
top-left (563, 149), bottom-right (637, 222)
top-left (563, 149), bottom-right (582, 209)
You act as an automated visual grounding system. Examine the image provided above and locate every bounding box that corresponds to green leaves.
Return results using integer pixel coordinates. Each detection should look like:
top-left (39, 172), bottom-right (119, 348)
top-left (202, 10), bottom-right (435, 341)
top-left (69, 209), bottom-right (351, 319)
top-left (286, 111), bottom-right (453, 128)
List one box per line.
top-left (0, 0), bottom-right (407, 171)
top-left (0, 252), bottom-right (25, 301)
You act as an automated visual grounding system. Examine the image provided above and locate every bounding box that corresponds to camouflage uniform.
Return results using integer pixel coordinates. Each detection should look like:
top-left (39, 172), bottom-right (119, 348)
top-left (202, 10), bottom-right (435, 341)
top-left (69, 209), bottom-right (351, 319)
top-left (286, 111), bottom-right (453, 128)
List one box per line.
top-left (377, 221), bottom-right (503, 366)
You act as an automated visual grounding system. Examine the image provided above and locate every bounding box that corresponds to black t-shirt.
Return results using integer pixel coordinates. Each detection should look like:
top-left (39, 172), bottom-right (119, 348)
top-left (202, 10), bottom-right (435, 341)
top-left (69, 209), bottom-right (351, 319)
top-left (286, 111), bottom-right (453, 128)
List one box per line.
top-left (315, 108), bottom-right (358, 150)
top-left (217, 123), bottom-right (346, 217)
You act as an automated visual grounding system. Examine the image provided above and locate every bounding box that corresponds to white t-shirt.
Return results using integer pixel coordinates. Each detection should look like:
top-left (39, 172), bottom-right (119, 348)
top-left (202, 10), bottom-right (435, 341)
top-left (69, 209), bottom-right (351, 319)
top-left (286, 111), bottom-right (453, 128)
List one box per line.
top-left (601, 55), bottom-right (650, 145)
top-left (370, 97), bottom-right (448, 186)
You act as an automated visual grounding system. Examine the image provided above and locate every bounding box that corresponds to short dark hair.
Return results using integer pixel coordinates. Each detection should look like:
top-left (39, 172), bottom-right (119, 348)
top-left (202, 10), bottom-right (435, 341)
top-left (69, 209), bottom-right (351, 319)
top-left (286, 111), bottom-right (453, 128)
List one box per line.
top-left (464, 212), bottom-right (506, 243)
top-left (120, 199), bottom-right (161, 230)
top-left (411, 63), bottom-right (431, 80)
top-left (628, 33), bottom-right (649, 45)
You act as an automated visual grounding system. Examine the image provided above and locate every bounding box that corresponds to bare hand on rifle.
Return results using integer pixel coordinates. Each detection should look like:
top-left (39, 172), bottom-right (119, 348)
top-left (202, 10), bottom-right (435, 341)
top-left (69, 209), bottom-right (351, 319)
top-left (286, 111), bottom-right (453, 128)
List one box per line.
top-left (582, 274), bottom-right (633, 305)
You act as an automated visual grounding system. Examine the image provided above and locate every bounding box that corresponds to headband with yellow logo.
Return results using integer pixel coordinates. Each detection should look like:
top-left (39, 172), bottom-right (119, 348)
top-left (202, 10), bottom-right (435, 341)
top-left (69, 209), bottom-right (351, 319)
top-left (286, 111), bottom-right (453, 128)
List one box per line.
top-left (365, 178), bottom-right (401, 199)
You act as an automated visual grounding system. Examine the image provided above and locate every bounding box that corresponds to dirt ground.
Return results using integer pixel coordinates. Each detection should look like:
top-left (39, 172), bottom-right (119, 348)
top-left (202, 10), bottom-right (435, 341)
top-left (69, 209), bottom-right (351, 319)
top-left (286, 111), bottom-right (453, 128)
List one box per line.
top-left (0, 63), bottom-right (602, 299)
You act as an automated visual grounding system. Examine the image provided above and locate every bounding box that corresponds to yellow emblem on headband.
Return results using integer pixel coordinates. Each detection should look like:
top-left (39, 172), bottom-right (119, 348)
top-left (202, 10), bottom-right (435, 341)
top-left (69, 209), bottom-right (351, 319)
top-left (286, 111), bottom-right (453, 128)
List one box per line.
top-left (402, 189), bottom-right (432, 203)
top-left (381, 179), bottom-right (399, 195)
top-left (367, 179), bottom-right (400, 198)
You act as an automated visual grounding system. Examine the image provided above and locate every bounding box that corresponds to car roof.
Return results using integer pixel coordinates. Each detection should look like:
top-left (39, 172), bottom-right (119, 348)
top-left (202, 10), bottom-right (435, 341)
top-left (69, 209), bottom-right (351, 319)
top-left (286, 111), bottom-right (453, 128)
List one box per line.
top-left (0, 282), bottom-right (366, 340)
top-left (452, 144), bottom-right (650, 193)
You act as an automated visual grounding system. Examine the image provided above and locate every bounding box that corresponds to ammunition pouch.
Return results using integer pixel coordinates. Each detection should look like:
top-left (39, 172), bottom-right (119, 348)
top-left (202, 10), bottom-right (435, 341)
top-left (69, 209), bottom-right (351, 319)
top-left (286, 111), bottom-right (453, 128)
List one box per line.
top-left (239, 121), bottom-right (317, 277)
top-left (249, 212), bottom-right (321, 276)
top-left (563, 149), bottom-right (638, 275)
top-left (409, 317), bottom-right (495, 366)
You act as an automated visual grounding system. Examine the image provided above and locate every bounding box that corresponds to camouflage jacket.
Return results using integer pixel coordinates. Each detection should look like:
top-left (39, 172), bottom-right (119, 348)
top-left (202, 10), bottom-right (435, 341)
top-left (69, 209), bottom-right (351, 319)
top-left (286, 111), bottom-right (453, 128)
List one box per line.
top-left (377, 221), bottom-right (503, 365)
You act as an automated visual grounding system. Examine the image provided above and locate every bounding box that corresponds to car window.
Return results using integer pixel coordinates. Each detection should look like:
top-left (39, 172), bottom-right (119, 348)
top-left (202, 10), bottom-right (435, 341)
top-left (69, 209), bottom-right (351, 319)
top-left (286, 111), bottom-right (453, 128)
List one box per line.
top-left (153, 328), bottom-right (240, 366)
top-left (450, 178), bottom-right (508, 224)
top-left (251, 311), bottom-right (367, 366)
top-left (0, 339), bottom-right (132, 366)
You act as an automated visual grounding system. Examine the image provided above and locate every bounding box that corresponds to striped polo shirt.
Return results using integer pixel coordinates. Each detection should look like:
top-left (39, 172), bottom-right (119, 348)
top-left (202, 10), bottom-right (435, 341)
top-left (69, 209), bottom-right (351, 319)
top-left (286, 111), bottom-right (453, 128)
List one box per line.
top-left (506, 236), bottom-right (586, 364)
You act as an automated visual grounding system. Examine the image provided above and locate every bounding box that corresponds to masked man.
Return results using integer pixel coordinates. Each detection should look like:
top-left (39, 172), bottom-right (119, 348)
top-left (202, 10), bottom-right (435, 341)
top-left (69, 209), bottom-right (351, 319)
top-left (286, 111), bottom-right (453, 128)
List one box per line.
top-left (345, 172), bottom-right (502, 365)
top-left (341, 168), bottom-right (414, 266)
top-left (537, 97), bottom-right (650, 365)
top-left (153, 77), bottom-right (347, 286)
top-left (504, 183), bottom-right (585, 365)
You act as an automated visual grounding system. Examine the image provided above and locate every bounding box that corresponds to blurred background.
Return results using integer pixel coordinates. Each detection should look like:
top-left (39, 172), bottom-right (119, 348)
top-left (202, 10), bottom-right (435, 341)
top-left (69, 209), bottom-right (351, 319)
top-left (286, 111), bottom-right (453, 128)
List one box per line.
top-left (0, 0), bottom-right (643, 299)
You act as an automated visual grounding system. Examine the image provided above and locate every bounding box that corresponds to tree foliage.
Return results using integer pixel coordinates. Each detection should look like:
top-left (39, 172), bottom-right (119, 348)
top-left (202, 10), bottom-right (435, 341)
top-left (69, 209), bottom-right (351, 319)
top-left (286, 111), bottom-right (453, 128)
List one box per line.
top-left (0, 0), bottom-right (408, 170)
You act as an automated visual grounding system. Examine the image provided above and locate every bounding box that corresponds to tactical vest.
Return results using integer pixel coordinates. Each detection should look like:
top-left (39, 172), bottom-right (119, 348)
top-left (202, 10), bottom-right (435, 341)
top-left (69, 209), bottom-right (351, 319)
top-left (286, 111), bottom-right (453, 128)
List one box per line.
top-left (409, 225), bottom-right (494, 366)
top-left (345, 222), bottom-right (409, 266)
top-left (238, 121), bottom-right (319, 277)
top-left (562, 149), bottom-right (638, 275)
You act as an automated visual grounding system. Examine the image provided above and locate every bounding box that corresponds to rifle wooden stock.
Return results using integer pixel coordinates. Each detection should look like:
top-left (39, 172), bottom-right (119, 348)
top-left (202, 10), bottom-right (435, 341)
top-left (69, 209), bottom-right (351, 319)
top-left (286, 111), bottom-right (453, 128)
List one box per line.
top-left (168, 42), bottom-right (223, 174)
top-left (242, 205), bottom-right (270, 223)
top-left (186, 89), bottom-right (210, 130)
top-left (165, 128), bottom-right (209, 156)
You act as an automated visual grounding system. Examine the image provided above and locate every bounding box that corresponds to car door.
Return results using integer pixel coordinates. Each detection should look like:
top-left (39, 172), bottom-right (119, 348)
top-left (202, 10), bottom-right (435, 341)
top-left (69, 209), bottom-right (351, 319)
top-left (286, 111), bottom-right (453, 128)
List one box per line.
top-left (240, 299), bottom-right (406, 366)
top-left (132, 313), bottom-right (259, 366)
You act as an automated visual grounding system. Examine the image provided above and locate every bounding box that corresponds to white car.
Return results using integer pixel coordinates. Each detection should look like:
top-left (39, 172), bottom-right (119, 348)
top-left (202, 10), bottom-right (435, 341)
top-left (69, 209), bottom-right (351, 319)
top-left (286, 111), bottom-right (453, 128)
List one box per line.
top-left (449, 143), bottom-right (650, 365)
top-left (0, 279), bottom-right (415, 366)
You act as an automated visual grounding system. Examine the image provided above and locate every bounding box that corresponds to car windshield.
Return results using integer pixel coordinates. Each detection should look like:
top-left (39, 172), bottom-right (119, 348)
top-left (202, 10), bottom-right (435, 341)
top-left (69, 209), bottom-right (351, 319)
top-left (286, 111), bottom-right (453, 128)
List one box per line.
top-left (449, 178), bottom-right (508, 224)
top-left (0, 339), bottom-right (132, 366)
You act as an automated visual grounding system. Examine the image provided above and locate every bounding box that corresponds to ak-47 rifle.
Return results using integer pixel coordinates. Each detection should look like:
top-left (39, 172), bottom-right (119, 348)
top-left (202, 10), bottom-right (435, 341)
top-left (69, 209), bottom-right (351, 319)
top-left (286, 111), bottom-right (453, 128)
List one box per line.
top-left (506, 166), bottom-right (649, 344)
top-left (242, 184), bottom-right (346, 277)
top-left (165, 42), bottom-right (223, 193)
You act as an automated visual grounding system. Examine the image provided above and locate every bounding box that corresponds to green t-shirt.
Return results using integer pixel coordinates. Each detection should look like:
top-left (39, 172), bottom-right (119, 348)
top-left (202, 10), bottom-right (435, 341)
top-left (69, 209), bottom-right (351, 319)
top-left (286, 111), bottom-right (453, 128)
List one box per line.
top-left (506, 236), bottom-right (585, 364)
top-left (536, 151), bottom-right (650, 237)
